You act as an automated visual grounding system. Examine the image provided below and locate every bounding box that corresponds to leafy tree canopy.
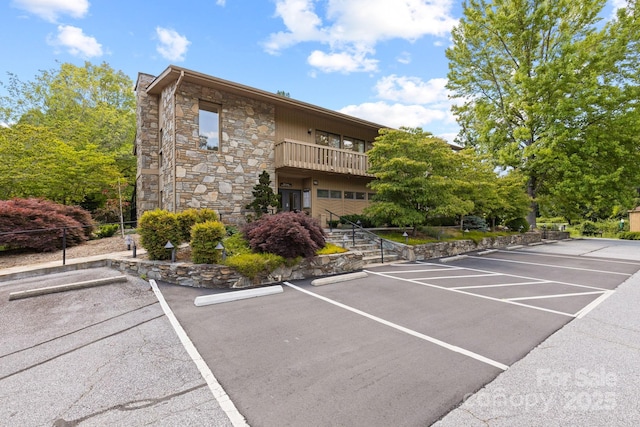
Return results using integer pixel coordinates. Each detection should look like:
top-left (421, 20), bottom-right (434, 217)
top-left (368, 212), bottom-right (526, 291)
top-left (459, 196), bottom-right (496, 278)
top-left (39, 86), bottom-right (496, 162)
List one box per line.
top-left (0, 61), bottom-right (136, 209)
top-left (446, 0), bottom-right (640, 224)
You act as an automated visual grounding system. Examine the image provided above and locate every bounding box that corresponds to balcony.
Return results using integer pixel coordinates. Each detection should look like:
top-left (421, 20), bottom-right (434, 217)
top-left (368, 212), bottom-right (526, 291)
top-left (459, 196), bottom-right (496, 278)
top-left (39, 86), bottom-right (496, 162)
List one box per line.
top-left (275, 139), bottom-right (373, 177)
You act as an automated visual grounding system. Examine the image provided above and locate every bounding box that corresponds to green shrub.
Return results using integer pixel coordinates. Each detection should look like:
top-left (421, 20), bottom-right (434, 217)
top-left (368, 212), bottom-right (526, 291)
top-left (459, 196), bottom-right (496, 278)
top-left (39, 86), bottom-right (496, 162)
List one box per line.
top-left (190, 220), bottom-right (227, 264)
top-left (580, 221), bottom-right (600, 236)
top-left (222, 233), bottom-right (251, 256)
top-left (224, 252), bottom-right (286, 279)
top-left (505, 218), bottom-right (529, 232)
top-left (95, 224), bottom-right (119, 238)
top-left (619, 231), bottom-right (640, 240)
top-left (339, 214), bottom-right (376, 228)
top-left (176, 208), bottom-right (219, 242)
top-left (243, 212), bottom-right (326, 258)
top-left (138, 210), bottom-right (181, 260)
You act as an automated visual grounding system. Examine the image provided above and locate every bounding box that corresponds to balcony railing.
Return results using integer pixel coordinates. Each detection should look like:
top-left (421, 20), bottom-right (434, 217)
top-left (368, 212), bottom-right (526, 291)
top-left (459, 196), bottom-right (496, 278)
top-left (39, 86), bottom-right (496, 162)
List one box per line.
top-left (275, 139), bottom-right (372, 177)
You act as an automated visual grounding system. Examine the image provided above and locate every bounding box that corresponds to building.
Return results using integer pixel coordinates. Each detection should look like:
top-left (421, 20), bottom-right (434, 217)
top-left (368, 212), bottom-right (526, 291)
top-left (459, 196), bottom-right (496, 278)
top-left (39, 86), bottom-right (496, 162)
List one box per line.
top-left (135, 65), bottom-right (386, 226)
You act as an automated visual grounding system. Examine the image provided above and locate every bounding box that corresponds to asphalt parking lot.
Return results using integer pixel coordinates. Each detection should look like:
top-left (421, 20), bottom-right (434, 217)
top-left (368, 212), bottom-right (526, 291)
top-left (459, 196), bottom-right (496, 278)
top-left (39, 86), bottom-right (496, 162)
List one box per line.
top-left (158, 241), bottom-right (640, 426)
top-left (2, 239), bottom-right (639, 426)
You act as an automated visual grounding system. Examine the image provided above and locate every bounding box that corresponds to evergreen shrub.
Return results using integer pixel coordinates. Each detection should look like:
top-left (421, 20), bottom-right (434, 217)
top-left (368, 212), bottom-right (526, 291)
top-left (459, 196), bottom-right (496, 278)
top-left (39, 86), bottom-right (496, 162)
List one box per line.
top-left (505, 217), bottom-right (530, 232)
top-left (190, 220), bottom-right (227, 264)
top-left (580, 221), bottom-right (600, 236)
top-left (243, 211), bottom-right (325, 258)
top-left (176, 208), bottom-right (218, 242)
top-left (138, 210), bottom-right (181, 260)
top-left (462, 215), bottom-right (489, 231)
top-left (618, 232), bottom-right (640, 240)
top-left (339, 214), bottom-right (376, 228)
top-left (95, 224), bottom-right (119, 238)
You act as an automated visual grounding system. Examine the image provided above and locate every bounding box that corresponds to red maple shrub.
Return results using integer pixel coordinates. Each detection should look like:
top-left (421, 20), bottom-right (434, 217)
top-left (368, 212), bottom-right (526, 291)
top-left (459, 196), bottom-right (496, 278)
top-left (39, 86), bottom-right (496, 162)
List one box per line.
top-left (243, 211), bottom-right (326, 258)
top-left (0, 198), bottom-right (94, 252)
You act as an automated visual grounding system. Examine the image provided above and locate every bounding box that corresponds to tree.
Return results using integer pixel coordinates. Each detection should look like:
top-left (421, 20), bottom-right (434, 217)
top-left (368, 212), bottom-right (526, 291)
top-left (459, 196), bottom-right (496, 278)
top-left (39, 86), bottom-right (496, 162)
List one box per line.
top-left (245, 171), bottom-right (280, 217)
top-left (364, 128), bottom-right (474, 233)
top-left (446, 0), bottom-right (640, 226)
top-left (0, 124), bottom-right (120, 204)
top-left (0, 61), bottom-right (136, 210)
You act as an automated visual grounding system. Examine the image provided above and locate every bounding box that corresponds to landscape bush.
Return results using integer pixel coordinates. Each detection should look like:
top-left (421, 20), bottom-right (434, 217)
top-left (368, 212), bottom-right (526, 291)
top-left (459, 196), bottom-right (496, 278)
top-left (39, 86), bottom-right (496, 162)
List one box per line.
top-left (580, 221), bottom-right (600, 236)
top-left (95, 223), bottom-right (119, 239)
top-left (0, 198), bottom-right (93, 252)
top-left (462, 215), bottom-right (489, 231)
top-left (222, 232), bottom-right (252, 257)
top-left (339, 214), bottom-right (376, 228)
top-left (176, 208), bottom-right (219, 242)
top-left (224, 252), bottom-right (286, 280)
top-left (190, 220), bottom-right (227, 264)
top-left (316, 242), bottom-right (348, 255)
top-left (138, 209), bottom-right (182, 260)
top-left (618, 231), bottom-right (640, 240)
top-left (243, 211), bottom-right (326, 258)
top-left (504, 217), bottom-right (530, 232)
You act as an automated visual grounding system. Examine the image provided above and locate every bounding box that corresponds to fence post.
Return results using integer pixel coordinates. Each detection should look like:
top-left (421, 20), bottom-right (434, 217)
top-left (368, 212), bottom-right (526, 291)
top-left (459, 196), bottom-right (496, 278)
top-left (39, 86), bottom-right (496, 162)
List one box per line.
top-left (62, 227), bottom-right (67, 266)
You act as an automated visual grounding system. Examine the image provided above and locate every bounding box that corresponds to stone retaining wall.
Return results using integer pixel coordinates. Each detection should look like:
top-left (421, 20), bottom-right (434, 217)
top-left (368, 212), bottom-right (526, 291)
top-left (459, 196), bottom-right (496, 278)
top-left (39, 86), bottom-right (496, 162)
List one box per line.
top-left (109, 231), bottom-right (569, 289)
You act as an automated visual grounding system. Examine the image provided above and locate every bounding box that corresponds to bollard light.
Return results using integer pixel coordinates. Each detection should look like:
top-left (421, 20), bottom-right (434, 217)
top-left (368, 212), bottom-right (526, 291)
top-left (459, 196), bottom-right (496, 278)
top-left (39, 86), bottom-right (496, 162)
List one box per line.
top-left (165, 241), bottom-right (176, 263)
top-left (124, 235), bottom-right (132, 250)
top-left (402, 231), bottom-right (409, 244)
top-left (215, 241), bottom-right (227, 261)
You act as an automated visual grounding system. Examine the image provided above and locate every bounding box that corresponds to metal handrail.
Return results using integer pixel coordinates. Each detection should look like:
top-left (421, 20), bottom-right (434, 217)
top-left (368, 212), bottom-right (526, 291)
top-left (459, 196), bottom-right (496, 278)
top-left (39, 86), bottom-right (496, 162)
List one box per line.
top-left (324, 209), bottom-right (403, 263)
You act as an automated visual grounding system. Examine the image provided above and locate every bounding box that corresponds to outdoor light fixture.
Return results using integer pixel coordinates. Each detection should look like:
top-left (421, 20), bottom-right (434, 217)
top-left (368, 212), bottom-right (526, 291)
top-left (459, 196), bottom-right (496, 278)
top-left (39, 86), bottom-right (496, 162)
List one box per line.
top-left (215, 241), bottom-right (227, 261)
top-left (402, 231), bottom-right (409, 244)
top-left (165, 241), bottom-right (176, 263)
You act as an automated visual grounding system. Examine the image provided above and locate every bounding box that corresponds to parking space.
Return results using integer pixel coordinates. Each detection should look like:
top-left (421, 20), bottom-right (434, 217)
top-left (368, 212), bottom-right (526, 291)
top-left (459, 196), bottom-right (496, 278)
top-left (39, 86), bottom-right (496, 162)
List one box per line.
top-left (157, 244), bottom-right (640, 426)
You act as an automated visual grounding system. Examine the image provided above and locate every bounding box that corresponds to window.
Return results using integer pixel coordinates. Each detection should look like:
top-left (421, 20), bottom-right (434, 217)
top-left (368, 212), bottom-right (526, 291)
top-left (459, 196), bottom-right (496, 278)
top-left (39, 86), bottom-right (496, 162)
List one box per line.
top-left (343, 136), bottom-right (365, 153)
top-left (345, 191), bottom-right (366, 200)
top-left (316, 130), bottom-right (341, 149)
top-left (317, 189), bottom-right (342, 199)
top-left (199, 101), bottom-right (220, 151)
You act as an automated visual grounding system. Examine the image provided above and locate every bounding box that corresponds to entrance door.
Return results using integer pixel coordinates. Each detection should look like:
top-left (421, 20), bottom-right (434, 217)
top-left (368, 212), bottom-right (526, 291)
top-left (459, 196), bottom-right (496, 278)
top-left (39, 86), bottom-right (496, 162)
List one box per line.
top-left (280, 189), bottom-right (301, 212)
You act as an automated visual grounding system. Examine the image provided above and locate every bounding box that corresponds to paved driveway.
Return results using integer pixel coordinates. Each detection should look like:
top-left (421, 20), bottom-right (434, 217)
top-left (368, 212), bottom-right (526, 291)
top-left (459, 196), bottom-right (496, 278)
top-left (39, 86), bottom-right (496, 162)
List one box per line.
top-left (158, 240), bottom-right (640, 426)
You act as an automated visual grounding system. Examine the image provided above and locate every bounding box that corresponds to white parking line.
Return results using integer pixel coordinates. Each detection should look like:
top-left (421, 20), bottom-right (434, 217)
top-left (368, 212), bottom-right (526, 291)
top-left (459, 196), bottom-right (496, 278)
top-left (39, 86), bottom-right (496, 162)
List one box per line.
top-left (149, 280), bottom-right (249, 427)
top-left (416, 261), bottom-right (609, 292)
top-left (283, 281), bottom-right (509, 371)
top-left (452, 281), bottom-right (550, 290)
top-left (496, 250), bottom-right (640, 266)
top-left (375, 267), bottom-right (462, 274)
top-left (574, 290), bottom-right (615, 318)
top-left (413, 273), bottom-right (501, 281)
top-left (506, 291), bottom-right (605, 302)
top-left (467, 256), bottom-right (632, 276)
top-left (365, 269), bottom-right (575, 318)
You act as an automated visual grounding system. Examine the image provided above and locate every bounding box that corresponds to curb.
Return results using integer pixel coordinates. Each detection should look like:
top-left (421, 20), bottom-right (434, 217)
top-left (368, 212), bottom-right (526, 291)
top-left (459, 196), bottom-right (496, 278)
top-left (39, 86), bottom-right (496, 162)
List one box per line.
top-left (440, 255), bottom-right (468, 263)
top-left (194, 285), bottom-right (284, 306)
top-left (311, 272), bottom-right (368, 286)
top-left (8, 275), bottom-right (128, 300)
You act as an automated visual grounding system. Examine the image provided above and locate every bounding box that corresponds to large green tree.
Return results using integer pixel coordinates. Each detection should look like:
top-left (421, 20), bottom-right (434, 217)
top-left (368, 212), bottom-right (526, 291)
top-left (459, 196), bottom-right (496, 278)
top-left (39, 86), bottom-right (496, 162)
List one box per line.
top-left (446, 0), bottom-right (640, 226)
top-left (364, 128), bottom-right (474, 232)
top-left (0, 61), bottom-right (136, 209)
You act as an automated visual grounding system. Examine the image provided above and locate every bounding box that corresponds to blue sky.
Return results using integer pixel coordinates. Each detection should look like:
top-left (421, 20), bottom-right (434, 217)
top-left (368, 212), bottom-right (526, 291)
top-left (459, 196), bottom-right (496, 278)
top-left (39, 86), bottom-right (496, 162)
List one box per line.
top-left (0, 0), bottom-right (626, 142)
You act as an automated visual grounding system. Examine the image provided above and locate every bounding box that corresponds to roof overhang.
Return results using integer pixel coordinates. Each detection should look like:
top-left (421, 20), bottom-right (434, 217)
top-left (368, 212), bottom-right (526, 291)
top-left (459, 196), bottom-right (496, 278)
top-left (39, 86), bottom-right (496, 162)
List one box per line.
top-left (143, 65), bottom-right (386, 131)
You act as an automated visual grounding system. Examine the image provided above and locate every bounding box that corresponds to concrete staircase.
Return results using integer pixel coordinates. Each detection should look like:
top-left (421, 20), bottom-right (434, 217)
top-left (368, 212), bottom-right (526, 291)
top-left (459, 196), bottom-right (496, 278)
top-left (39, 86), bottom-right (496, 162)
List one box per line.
top-left (324, 228), bottom-right (403, 265)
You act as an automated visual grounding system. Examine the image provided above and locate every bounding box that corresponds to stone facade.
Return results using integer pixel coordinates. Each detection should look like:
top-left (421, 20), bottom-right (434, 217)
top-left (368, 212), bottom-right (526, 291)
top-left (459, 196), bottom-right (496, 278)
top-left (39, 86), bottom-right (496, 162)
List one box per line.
top-left (136, 71), bottom-right (278, 224)
top-left (108, 232), bottom-right (569, 289)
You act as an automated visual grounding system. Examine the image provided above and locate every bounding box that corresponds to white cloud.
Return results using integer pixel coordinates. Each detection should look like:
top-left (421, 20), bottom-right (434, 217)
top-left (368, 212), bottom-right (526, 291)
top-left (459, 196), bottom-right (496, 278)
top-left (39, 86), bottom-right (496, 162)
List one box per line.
top-left (340, 101), bottom-right (449, 129)
top-left (375, 75), bottom-right (449, 105)
top-left (308, 49), bottom-right (378, 73)
top-left (396, 52), bottom-right (412, 65)
top-left (265, 0), bottom-right (457, 73)
top-left (216, 0), bottom-right (226, 5)
top-left (155, 27), bottom-right (191, 62)
top-left (47, 25), bottom-right (102, 57)
top-left (11, 0), bottom-right (89, 22)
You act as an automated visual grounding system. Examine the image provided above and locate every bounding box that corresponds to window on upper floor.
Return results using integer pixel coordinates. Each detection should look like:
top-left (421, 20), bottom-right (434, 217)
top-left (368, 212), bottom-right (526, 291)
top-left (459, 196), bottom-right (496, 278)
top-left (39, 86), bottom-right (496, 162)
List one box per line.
top-left (199, 101), bottom-right (220, 151)
top-left (343, 136), bottom-right (365, 153)
top-left (315, 130), bottom-right (341, 149)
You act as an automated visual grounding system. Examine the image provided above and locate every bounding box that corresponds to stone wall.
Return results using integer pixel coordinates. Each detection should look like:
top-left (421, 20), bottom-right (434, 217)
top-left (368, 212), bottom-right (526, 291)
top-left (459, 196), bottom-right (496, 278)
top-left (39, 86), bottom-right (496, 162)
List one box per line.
top-left (108, 232), bottom-right (569, 289)
top-left (109, 251), bottom-right (365, 289)
top-left (135, 73), bottom-right (160, 216)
